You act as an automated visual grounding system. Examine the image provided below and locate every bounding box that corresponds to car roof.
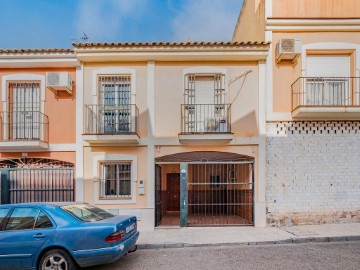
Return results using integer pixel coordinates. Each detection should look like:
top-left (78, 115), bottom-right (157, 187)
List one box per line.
top-left (0, 202), bottom-right (85, 207)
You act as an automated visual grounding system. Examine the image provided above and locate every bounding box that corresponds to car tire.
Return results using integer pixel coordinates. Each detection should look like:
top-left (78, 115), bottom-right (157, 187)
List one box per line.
top-left (38, 249), bottom-right (77, 270)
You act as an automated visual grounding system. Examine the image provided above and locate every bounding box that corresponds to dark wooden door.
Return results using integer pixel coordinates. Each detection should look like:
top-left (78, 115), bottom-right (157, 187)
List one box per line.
top-left (167, 173), bottom-right (180, 211)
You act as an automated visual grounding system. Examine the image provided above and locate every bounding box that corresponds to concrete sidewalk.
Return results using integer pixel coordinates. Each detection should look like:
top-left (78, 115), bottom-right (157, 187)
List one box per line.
top-left (137, 223), bottom-right (360, 249)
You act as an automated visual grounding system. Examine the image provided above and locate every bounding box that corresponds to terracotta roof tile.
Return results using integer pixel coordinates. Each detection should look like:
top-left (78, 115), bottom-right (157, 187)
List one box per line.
top-left (0, 48), bottom-right (74, 54)
top-left (72, 41), bottom-right (270, 48)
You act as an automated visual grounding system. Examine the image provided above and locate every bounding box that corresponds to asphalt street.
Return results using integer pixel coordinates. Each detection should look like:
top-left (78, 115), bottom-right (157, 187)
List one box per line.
top-left (87, 241), bottom-right (360, 270)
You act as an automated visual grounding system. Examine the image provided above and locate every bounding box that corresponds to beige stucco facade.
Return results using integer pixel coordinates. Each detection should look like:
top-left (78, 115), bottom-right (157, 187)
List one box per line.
top-left (75, 43), bottom-right (269, 230)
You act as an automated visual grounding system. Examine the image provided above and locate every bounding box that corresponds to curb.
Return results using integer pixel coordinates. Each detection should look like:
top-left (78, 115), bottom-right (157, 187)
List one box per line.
top-left (137, 235), bottom-right (360, 250)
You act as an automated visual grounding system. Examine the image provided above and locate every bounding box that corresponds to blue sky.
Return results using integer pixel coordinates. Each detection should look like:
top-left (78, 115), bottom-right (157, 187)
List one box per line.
top-left (0, 0), bottom-right (243, 49)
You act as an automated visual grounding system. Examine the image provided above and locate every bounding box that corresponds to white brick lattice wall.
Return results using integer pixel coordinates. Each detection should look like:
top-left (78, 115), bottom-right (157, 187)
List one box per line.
top-left (266, 121), bottom-right (360, 226)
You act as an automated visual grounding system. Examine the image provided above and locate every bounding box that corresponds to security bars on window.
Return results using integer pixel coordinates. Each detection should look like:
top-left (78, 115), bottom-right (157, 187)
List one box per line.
top-left (100, 162), bottom-right (131, 198)
top-left (0, 83), bottom-right (49, 142)
top-left (182, 74), bottom-right (231, 133)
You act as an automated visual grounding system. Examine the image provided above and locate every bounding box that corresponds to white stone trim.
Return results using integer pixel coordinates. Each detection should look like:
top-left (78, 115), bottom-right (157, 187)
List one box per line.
top-left (2, 73), bottom-right (46, 112)
top-left (1, 74), bottom-right (46, 140)
top-left (265, 32), bottom-right (274, 117)
top-left (267, 112), bottom-right (293, 122)
top-left (257, 59), bottom-right (267, 228)
top-left (301, 42), bottom-right (360, 76)
top-left (0, 58), bottom-right (79, 69)
top-left (266, 18), bottom-right (360, 31)
top-left (48, 144), bottom-right (77, 151)
top-left (265, 0), bottom-right (272, 19)
top-left (93, 154), bottom-right (137, 204)
top-left (258, 61), bottom-right (266, 136)
top-left (75, 64), bottom-right (84, 202)
top-left (91, 66), bottom-right (136, 104)
top-left (147, 61), bottom-right (155, 209)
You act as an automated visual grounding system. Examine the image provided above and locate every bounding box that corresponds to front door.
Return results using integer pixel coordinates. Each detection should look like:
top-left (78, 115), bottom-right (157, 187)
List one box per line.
top-left (166, 173), bottom-right (180, 211)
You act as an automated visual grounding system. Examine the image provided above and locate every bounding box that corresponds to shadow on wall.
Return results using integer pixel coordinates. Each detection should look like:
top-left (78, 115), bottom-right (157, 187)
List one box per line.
top-left (232, 110), bottom-right (258, 137)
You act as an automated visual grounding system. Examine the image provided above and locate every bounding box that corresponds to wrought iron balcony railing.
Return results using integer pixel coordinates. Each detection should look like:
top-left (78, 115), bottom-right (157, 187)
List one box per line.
top-left (84, 104), bottom-right (139, 135)
top-left (181, 104), bottom-right (231, 134)
top-left (0, 111), bottom-right (49, 142)
top-left (292, 77), bottom-right (360, 110)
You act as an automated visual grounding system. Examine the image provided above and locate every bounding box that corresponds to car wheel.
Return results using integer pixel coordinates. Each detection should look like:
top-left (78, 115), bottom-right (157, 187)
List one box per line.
top-left (39, 249), bottom-right (77, 270)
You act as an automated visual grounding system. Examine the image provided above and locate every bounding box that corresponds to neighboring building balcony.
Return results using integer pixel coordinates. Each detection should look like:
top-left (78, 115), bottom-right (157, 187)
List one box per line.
top-left (0, 111), bottom-right (49, 152)
top-left (83, 104), bottom-right (140, 145)
top-left (292, 77), bottom-right (360, 118)
top-left (179, 104), bottom-right (234, 144)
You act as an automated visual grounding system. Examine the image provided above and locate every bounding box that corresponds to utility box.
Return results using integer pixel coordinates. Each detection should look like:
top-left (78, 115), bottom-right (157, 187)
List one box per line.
top-left (46, 72), bottom-right (73, 95)
top-left (276, 39), bottom-right (302, 63)
top-left (138, 180), bottom-right (145, 195)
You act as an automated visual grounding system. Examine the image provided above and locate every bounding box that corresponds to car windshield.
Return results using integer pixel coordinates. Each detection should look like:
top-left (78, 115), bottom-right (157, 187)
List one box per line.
top-left (61, 204), bottom-right (115, 222)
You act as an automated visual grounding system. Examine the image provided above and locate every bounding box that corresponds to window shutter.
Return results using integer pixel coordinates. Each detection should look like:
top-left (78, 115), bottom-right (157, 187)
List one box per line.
top-left (306, 55), bottom-right (350, 77)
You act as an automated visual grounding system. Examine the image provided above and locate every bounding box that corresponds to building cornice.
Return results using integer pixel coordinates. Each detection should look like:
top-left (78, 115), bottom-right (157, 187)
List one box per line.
top-left (73, 42), bottom-right (270, 62)
top-left (266, 18), bottom-right (360, 31)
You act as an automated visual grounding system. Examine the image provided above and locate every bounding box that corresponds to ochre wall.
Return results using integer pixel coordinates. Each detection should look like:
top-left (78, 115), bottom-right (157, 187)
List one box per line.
top-left (0, 67), bottom-right (76, 144)
top-left (0, 151), bottom-right (75, 164)
top-left (232, 0), bottom-right (266, 42)
top-left (272, 32), bottom-right (360, 113)
top-left (272, 0), bottom-right (360, 18)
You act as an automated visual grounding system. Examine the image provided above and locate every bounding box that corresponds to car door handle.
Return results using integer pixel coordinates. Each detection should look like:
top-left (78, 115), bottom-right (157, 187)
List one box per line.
top-left (32, 233), bottom-right (46, 239)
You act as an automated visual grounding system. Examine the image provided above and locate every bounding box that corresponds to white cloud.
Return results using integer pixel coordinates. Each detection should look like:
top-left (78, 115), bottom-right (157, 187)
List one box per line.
top-left (171, 0), bottom-right (243, 42)
top-left (75, 0), bottom-right (148, 42)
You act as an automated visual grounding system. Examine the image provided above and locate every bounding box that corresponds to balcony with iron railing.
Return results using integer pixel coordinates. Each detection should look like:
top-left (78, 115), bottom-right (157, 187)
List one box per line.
top-left (179, 104), bottom-right (234, 144)
top-left (0, 111), bottom-right (49, 152)
top-left (83, 104), bottom-right (140, 144)
top-left (291, 77), bottom-right (360, 118)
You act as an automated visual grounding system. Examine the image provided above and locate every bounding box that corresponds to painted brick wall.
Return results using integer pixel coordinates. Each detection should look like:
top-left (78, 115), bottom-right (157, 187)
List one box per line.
top-left (266, 121), bottom-right (360, 226)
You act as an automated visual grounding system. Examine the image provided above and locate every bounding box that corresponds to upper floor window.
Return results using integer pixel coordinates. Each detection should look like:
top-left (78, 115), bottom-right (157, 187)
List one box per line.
top-left (98, 75), bottom-right (131, 106)
top-left (182, 73), bottom-right (230, 133)
top-left (305, 54), bottom-right (351, 106)
top-left (184, 73), bottom-right (225, 105)
top-left (5, 82), bottom-right (42, 140)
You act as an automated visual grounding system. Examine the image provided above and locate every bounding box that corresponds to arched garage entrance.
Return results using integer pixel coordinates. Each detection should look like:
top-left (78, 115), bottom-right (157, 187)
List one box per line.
top-left (155, 151), bottom-right (254, 227)
top-left (0, 158), bottom-right (74, 204)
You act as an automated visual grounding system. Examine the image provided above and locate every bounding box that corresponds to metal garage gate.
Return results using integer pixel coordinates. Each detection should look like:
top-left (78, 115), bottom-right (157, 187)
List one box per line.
top-left (187, 162), bottom-right (254, 226)
top-left (8, 168), bottom-right (74, 203)
top-left (0, 158), bottom-right (74, 204)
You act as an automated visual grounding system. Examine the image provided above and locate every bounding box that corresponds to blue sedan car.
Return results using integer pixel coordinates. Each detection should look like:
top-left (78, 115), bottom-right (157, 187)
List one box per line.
top-left (0, 202), bottom-right (139, 269)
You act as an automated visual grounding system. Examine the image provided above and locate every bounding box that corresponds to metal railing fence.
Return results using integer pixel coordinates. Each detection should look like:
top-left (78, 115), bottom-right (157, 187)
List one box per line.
top-left (181, 104), bottom-right (231, 134)
top-left (292, 77), bottom-right (360, 110)
top-left (0, 111), bottom-right (49, 142)
top-left (84, 104), bottom-right (138, 135)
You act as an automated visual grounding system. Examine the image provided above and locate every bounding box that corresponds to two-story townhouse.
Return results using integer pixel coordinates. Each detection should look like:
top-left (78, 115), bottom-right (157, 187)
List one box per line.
top-left (0, 49), bottom-right (78, 205)
top-left (233, 0), bottom-right (360, 225)
top-left (74, 41), bottom-right (270, 230)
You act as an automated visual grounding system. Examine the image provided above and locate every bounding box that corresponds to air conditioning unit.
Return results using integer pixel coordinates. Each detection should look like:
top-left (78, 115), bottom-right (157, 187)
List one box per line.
top-left (46, 72), bottom-right (72, 95)
top-left (276, 39), bottom-right (302, 63)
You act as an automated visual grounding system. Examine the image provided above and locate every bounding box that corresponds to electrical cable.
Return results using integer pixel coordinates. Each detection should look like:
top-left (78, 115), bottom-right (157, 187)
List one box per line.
top-left (228, 70), bottom-right (252, 107)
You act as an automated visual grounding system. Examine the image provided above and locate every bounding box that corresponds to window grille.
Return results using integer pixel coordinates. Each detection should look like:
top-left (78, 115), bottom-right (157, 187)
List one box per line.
top-left (98, 75), bottom-right (131, 106)
top-left (97, 75), bottom-right (132, 133)
top-left (100, 161), bottom-right (132, 198)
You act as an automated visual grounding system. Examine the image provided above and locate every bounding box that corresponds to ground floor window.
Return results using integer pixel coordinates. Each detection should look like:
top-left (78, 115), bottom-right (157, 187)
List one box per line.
top-left (100, 161), bottom-right (132, 198)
